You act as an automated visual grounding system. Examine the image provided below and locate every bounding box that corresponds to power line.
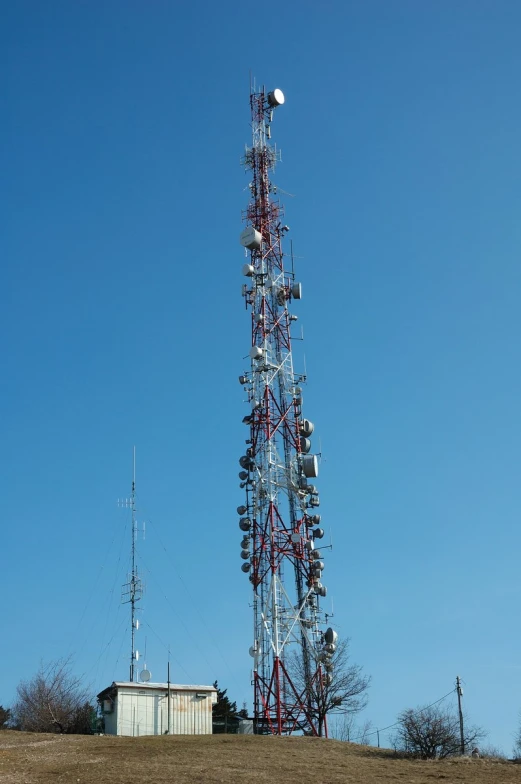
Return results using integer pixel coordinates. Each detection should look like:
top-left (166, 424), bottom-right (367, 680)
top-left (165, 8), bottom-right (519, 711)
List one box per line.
top-left (84, 606), bottom-right (127, 688)
top-left (136, 551), bottom-right (217, 676)
top-left (68, 507), bottom-right (128, 659)
top-left (96, 511), bottom-right (130, 663)
top-left (349, 688), bottom-right (457, 742)
top-left (135, 510), bottom-right (238, 683)
top-left (112, 621), bottom-right (130, 683)
top-left (142, 621), bottom-right (193, 683)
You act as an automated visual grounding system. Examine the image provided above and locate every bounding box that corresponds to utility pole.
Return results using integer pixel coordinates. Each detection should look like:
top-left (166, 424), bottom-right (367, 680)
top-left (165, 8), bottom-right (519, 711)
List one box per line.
top-left (167, 660), bottom-right (171, 735)
top-left (456, 675), bottom-right (464, 755)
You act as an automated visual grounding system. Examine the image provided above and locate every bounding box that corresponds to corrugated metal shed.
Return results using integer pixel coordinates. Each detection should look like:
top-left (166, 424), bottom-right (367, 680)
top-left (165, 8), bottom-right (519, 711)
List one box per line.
top-left (97, 681), bottom-right (217, 737)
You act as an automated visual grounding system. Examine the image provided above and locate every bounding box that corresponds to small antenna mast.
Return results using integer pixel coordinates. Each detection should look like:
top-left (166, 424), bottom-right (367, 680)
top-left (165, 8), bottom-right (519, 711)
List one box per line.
top-left (121, 446), bottom-right (143, 682)
top-left (131, 447), bottom-right (137, 681)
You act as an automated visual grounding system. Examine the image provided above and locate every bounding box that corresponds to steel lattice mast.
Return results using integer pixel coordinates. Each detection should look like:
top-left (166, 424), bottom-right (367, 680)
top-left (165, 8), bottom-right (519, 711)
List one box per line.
top-left (121, 446), bottom-right (143, 682)
top-left (237, 85), bottom-right (335, 736)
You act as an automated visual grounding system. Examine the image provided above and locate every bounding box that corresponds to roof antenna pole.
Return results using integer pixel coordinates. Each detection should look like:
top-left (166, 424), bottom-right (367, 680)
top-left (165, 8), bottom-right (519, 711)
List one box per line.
top-left (121, 447), bottom-right (143, 682)
top-left (130, 446), bottom-right (138, 682)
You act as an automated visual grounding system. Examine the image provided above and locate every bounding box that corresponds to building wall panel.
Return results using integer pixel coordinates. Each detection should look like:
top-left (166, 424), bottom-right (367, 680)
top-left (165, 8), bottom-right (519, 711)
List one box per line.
top-left (105, 684), bottom-right (216, 736)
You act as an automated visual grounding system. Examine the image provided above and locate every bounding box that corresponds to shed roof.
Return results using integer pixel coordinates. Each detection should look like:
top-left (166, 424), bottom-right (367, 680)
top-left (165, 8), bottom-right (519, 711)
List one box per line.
top-left (97, 681), bottom-right (216, 699)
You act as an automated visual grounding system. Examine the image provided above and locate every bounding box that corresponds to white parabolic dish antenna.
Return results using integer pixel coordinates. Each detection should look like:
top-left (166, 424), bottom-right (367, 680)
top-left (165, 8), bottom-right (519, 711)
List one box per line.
top-left (268, 88), bottom-right (285, 106)
top-left (140, 669), bottom-right (151, 682)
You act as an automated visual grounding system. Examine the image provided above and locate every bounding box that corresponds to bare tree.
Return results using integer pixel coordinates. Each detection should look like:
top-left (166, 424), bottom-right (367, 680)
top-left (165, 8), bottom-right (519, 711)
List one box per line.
top-left (11, 658), bottom-right (93, 734)
top-left (288, 638), bottom-right (370, 737)
top-left (331, 711), bottom-right (355, 741)
top-left (513, 712), bottom-right (521, 760)
top-left (331, 712), bottom-right (373, 743)
top-left (356, 718), bottom-right (375, 745)
top-left (391, 703), bottom-right (486, 759)
top-left (0, 706), bottom-right (12, 729)
top-left (478, 744), bottom-right (507, 760)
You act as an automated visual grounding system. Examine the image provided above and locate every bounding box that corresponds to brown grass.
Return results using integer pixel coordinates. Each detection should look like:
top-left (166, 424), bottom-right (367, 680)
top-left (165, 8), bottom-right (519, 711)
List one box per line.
top-left (0, 730), bottom-right (519, 784)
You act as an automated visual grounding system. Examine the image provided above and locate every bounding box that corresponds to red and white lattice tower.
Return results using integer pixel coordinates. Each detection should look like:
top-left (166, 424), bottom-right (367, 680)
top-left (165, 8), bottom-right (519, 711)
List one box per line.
top-left (237, 85), bottom-right (335, 736)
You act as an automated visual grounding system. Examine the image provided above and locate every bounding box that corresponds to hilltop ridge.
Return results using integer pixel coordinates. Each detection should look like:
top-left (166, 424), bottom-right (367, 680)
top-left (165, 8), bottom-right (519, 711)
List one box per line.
top-left (0, 730), bottom-right (519, 783)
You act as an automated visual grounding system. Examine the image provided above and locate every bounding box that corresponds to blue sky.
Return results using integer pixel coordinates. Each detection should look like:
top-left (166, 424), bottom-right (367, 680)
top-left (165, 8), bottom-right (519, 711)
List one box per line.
top-left (3, 0), bottom-right (521, 752)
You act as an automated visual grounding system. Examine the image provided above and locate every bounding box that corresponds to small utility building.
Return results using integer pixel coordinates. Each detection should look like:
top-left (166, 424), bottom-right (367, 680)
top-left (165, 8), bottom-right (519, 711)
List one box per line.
top-left (97, 681), bottom-right (217, 736)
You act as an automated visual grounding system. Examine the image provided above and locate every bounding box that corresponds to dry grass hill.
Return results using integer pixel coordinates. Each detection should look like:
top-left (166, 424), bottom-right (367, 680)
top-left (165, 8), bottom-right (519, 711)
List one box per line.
top-left (1, 730), bottom-right (520, 784)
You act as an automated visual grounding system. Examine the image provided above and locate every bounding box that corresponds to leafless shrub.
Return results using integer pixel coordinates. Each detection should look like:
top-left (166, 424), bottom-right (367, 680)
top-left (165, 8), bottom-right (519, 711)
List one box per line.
top-left (513, 712), bottom-right (521, 760)
top-left (11, 657), bottom-right (93, 734)
top-left (391, 703), bottom-right (486, 759)
top-left (0, 705), bottom-right (12, 729)
top-left (477, 744), bottom-right (507, 760)
top-left (332, 713), bottom-right (374, 743)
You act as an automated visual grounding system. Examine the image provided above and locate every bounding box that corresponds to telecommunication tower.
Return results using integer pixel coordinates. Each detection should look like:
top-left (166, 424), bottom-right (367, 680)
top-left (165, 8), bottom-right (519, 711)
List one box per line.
top-left (120, 447), bottom-right (144, 682)
top-left (237, 84), bottom-right (336, 735)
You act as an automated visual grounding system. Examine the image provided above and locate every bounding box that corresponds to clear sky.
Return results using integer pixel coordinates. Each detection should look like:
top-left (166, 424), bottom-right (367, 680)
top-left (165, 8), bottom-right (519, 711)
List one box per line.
top-left (3, 0), bottom-right (521, 752)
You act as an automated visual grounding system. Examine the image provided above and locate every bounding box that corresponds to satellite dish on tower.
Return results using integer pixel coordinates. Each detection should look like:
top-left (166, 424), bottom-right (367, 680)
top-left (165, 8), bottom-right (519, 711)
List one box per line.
top-left (267, 88), bottom-right (285, 107)
top-left (140, 669), bottom-right (151, 682)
